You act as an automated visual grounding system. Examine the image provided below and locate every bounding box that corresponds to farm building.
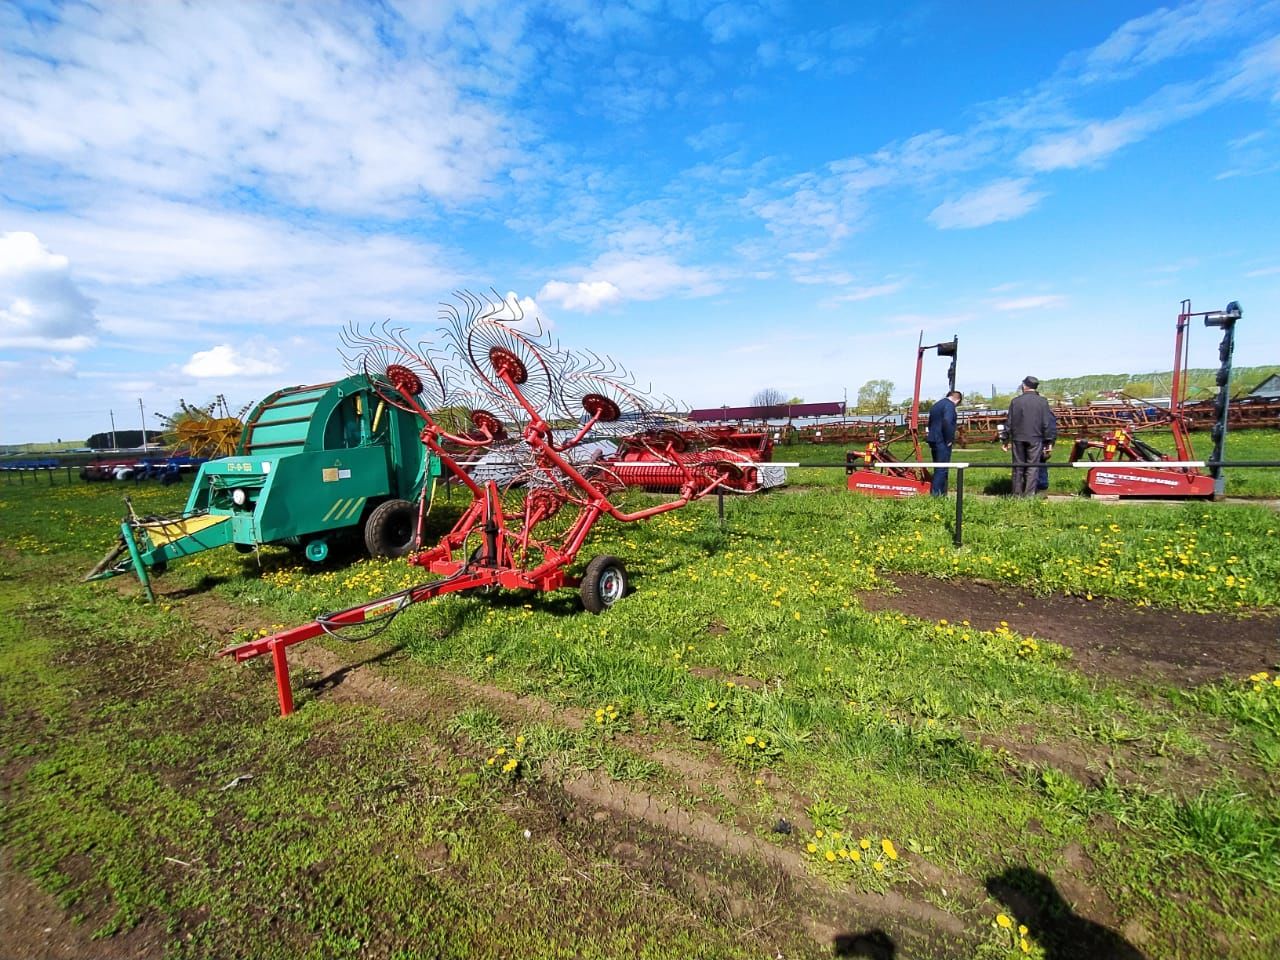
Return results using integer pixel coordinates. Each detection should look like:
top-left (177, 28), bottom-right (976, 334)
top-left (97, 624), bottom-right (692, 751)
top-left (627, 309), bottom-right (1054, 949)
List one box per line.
top-left (1246, 373), bottom-right (1280, 399)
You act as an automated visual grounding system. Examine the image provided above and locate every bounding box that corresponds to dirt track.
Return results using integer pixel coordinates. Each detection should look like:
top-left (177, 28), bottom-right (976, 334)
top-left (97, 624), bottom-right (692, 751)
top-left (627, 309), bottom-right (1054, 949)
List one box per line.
top-left (859, 573), bottom-right (1279, 687)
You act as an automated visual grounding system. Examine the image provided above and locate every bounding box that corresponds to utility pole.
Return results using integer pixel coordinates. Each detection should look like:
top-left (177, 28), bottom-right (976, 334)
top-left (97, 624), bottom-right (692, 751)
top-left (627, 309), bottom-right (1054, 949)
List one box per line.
top-left (109, 409), bottom-right (117, 451)
top-left (138, 397), bottom-right (147, 449)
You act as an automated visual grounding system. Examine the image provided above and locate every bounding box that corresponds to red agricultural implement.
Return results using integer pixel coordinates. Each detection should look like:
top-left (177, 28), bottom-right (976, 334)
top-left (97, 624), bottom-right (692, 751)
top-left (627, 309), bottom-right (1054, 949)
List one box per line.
top-left (1070, 299), bottom-right (1239, 498)
top-left (222, 291), bottom-right (754, 716)
top-left (846, 333), bottom-right (957, 497)
top-left (604, 427), bottom-right (778, 493)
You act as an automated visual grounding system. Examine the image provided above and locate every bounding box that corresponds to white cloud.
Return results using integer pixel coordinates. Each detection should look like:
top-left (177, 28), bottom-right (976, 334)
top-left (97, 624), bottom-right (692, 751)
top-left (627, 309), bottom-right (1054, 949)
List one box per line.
top-left (993, 294), bottom-right (1067, 311)
top-left (0, 232), bottom-right (98, 349)
top-left (182, 344), bottom-right (283, 378)
top-left (1019, 114), bottom-right (1156, 172)
top-left (792, 271), bottom-right (855, 286)
top-left (1216, 129), bottom-right (1280, 179)
top-left (538, 280), bottom-right (622, 312)
top-left (41, 356), bottom-right (78, 376)
top-left (685, 122), bottom-right (743, 153)
top-left (539, 247), bottom-right (719, 311)
top-left (587, 252), bottom-right (721, 301)
top-left (704, 3), bottom-right (771, 44)
top-left (1077, 0), bottom-right (1268, 83)
top-left (928, 178), bottom-right (1046, 230)
top-left (485, 290), bottom-right (552, 333)
top-left (746, 129), bottom-right (995, 260)
top-left (1020, 33), bottom-right (1280, 173)
top-left (0, 2), bottom-right (517, 214)
top-left (755, 21), bottom-right (878, 74)
top-left (823, 280), bottom-right (907, 304)
top-left (3, 197), bottom-right (461, 342)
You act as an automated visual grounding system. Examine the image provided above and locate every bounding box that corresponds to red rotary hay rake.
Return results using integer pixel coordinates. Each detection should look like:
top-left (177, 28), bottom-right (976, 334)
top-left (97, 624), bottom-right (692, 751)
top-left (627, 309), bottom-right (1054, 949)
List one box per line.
top-left (223, 291), bottom-right (760, 715)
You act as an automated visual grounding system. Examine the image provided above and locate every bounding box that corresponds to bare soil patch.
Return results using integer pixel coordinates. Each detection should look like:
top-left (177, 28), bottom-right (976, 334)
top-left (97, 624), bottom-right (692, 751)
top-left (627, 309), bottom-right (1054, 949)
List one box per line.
top-left (859, 573), bottom-right (1278, 686)
top-left (0, 835), bottom-right (167, 960)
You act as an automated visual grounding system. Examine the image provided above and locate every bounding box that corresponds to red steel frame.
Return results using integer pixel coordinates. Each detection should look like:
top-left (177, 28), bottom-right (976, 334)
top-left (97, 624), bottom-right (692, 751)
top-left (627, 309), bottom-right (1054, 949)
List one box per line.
top-left (222, 344), bottom-right (734, 717)
top-left (846, 333), bottom-right (954, 497)
top-left (1079, 301), bottom-right (1214, 498)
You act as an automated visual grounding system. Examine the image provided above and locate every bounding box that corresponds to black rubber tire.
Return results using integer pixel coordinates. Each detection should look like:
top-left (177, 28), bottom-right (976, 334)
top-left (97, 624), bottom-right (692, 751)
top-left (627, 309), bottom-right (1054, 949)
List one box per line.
top-left (364, 498), bottom-right (417, 558)
top-left (580, 555), bottom-right (628, 614)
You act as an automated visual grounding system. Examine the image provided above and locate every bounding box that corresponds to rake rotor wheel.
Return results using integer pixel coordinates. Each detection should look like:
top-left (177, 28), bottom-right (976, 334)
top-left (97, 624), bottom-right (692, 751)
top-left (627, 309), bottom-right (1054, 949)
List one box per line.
top-left (339, 321), bottom-right (451, 412)
top-left (441, 290), bottom-right (561, 419)
top-left (161, 395), bottom-right (248, 458)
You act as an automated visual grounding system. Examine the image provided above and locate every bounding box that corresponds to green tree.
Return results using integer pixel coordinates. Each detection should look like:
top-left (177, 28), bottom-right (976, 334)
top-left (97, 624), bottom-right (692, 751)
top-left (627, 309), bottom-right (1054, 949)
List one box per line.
top-left (856, 379), bottom-right (894, 414)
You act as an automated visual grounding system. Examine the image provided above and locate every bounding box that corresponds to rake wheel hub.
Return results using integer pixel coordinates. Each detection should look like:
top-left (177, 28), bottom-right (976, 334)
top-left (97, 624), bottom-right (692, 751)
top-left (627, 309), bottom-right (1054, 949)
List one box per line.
top-left (489, 346), bottom-right (528, 384)
top-left (386, 364), bottom-right (423, 397)
top-left (469, 409), bottom-right (505, 439)
top-left (582, 393), bottom-right (622, 423)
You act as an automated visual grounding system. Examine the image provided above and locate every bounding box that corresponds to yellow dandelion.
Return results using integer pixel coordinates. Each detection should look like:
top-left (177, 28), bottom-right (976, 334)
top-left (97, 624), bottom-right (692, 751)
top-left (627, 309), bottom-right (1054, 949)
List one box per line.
top-left (873, 860), bottom-right (884, 872)
top-left (1020, 939), bottom-right (1030, 953)
top-left (824, 850), bottom-right (836, 862)
top-left (806, 842), bottom-right (817, 853)
top-left (997, 914), bottom-right (1012, 929)
top-left (881, 838), bottom-right (898, 861)
top-left (1018, 925), bottom-right (1028, 935)
top-left (851, 850), bottom-right (861, 862)
top-left (859, 837), bottom-right (871, 850)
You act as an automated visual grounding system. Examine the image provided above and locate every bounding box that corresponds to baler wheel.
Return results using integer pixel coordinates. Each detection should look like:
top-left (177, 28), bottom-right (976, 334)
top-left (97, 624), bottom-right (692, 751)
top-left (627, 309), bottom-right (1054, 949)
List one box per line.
top-left (580, 555), bottom-right (628, 614)
top-left (364, 499), bottom-right (417, 558)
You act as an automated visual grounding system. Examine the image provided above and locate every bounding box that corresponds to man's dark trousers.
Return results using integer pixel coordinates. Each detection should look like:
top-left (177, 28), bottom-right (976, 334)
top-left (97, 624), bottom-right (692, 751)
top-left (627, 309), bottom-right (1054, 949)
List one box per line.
top-left (929, 442), bottom-right (952, 495)
top-left (1011, 441), bottom-right (1039, 496)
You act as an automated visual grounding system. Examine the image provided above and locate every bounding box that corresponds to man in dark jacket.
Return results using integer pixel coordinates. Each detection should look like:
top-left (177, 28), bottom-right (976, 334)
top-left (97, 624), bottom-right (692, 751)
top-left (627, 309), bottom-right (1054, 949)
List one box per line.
top-left (925, 390), bottom-right (962, 496)
top-left (1003, 376), bottom-right (1056, 496)
top-left (1036, 406), bottom-right (1058, 493)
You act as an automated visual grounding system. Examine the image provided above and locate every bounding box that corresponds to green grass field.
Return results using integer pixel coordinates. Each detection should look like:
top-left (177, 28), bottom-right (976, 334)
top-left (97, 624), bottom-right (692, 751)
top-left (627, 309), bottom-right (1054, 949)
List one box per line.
top-left (780, 428), bottom-right (1280, 498)
top-left (1, 470), bottom-right (1278, 958)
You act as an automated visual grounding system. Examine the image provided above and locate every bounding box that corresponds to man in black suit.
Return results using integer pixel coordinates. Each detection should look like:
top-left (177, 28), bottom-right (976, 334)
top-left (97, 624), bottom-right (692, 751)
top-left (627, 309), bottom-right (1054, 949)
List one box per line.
top-left (925, 390), bottom-right (962, 496)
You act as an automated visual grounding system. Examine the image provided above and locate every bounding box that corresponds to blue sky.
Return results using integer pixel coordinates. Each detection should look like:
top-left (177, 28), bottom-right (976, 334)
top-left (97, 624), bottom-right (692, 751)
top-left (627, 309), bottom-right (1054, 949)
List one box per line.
top-left (2, 0), bottom-right (1278, 443)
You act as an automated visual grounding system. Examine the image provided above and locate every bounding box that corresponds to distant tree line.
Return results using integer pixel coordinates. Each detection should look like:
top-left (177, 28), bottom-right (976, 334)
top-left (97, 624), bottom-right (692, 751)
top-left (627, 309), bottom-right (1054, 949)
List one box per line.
top-left (86, 429), bottom-right (166, 450)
